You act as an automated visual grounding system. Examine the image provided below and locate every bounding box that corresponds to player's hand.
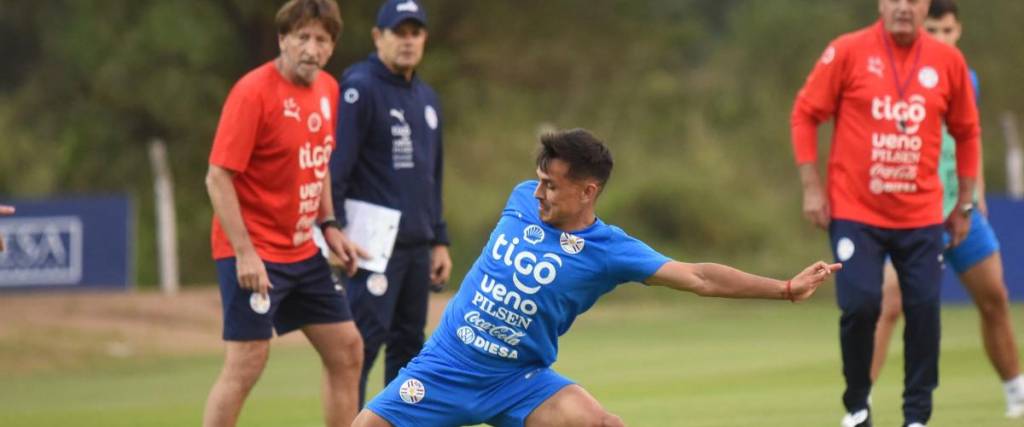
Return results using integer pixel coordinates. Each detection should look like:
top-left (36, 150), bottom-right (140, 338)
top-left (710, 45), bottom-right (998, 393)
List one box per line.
top-left (801, 185), bottom-right (831, 230)
top-left (788, 261), bottom-right (842, 302)
top-left (944, 210), bottom-right (971, 248)
top-left (325, 227), bottom-right (369, 277)
top-left (429, 244), bottom-right (452, 292)
top-left (236, 249), bottom-right (273, 296)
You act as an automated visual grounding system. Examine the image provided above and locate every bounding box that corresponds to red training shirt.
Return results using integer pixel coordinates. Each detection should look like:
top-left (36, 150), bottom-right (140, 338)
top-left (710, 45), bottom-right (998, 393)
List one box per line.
top-left (791, 20), bottom-right (980, 228)
top-left (209, 61), bottom-right (339, 262)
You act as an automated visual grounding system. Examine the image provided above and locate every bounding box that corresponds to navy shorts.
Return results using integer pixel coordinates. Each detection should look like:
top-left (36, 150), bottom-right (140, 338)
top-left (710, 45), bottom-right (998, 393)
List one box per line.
top-left (366, 344), bottom-right (573, 427)
top-left (215, 253), bottom-right (352, 341)
top-left (944, 209), bottom-right (1000, 274)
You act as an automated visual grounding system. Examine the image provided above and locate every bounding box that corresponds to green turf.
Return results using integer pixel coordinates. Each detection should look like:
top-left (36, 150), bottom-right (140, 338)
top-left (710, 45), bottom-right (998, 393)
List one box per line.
top-left (1, 287), bottom-right (1021, 426)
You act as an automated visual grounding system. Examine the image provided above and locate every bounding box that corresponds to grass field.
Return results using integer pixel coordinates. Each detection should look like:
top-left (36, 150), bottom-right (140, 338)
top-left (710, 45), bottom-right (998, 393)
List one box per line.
top-left (0, 286), bottom-right (1021, 426)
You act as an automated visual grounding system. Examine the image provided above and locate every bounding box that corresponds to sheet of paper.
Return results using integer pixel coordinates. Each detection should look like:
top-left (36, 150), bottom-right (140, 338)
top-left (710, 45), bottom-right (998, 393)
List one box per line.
top-left (342, 199), bottom-right (401, 273)
top-left (312, 199), bottom-right (401, 273)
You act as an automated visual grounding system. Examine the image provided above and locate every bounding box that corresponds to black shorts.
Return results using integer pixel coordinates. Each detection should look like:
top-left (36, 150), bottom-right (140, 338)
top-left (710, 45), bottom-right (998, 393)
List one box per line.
top-left (215, 253), bottom-right (353, 340)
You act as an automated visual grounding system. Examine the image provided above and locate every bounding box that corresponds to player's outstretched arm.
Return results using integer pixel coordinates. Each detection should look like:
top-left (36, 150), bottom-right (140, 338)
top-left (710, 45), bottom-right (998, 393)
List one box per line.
top-left (645, 260), bottom-right (841, 302)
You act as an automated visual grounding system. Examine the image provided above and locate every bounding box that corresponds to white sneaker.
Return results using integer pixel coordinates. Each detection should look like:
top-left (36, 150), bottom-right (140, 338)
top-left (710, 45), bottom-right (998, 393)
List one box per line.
top-left (840, 409), bottom-right (870, 427)
top-left (1006, 376), bottom-right (1024, 418)
top-left (906, 423), bottom-right (926, 427)
top-left (1008, 401), bottom-right (1024, 419)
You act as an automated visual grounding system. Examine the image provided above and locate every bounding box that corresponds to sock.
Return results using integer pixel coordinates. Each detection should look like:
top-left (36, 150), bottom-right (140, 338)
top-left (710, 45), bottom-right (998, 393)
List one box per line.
top-left (1005, 375), bottom-right (1024, 402)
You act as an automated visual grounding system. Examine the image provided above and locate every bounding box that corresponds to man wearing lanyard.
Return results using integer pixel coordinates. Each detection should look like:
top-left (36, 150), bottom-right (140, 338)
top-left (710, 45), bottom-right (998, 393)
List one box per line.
top-left (870, 0), bottom-right (1024, 419)
top-left (329, 0), bottom-right (452, 405)
top-left (790, 0), bottom-right (980, 426)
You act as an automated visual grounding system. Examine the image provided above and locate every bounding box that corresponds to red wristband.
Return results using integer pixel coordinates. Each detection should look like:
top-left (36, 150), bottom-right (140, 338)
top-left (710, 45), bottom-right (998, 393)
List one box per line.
top-left (785, 280), bottom-right (794, 303)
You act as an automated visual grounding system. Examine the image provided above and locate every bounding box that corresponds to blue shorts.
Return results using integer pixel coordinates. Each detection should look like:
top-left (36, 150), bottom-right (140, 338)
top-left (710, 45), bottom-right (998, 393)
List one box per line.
top-left (215, 253), bottom-right (352, 341)
top-left (943, 210), bottom-right (1000, 274)
top-left (366, 345), bottom-right (573, 427)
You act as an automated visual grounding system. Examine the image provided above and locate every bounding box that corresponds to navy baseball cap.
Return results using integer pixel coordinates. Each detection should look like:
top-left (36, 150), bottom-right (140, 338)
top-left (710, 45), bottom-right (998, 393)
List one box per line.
top-left (376, 0), bottom-right (427, 29)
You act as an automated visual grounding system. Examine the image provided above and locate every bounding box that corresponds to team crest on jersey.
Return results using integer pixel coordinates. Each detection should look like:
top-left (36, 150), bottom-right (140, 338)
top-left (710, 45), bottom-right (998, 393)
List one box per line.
top-left (399, 379), bottom-right (426, 404)
top-left (559, 232), bottom-right (584, 254)
top-left (425, 105), bottom-right (438, 130)
top-left (918, 66), bottom-right (939, 89)
top-left (320, 96), bottom-right (332, 120)
top-left (307, 112), bottom-right (322, 133)
top-left (283, 98), bottom-right (300, 121)
top-left (249, 293), bottom-right (270, 314)
top-left (868, 56), bottom-right (884, 78)
top-left (343, 88), bottom-right (359, 104)
top-left (523, 225), bottom-right (545, 245)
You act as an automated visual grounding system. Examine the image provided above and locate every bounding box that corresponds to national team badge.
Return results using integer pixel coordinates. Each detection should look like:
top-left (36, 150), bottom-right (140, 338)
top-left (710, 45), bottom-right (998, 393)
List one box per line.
top-left (249, 293), bottom-right (271, 314)
top-left (367, 273), bottom-right (388, 296)
top-left (918, 66), bottom-right (939, 89)
top-left (836, 237), bottom-right (855, 262)
top-left (559, 232), bottom-right (584, 254)
top-left (523, 225), bottom-right (545, 245)
top-left (425, 105), bottom-right (438, 130)
top-left (399, 379), bottom-right (426, 404)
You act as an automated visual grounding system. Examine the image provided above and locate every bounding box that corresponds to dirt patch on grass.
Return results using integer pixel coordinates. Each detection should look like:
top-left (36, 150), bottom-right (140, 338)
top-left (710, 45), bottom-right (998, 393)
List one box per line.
top-left (0, 287), bottom-right (450, 376)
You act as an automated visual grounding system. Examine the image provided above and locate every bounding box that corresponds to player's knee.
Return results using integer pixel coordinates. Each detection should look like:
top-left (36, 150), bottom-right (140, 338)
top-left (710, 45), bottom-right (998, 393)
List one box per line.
top-left (326, 331), bottom-right (364, 374)
top-left (222, 351), bottom-right (268, 391)
top-left (974, 287), bottom-right (1010, 319)
top-left (878, 302), bottom-right (902, 324)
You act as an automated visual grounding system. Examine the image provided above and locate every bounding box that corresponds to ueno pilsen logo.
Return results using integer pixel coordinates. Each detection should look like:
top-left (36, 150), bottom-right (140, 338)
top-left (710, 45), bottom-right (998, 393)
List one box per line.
top-left (492, 232), bottom-right (562, 295)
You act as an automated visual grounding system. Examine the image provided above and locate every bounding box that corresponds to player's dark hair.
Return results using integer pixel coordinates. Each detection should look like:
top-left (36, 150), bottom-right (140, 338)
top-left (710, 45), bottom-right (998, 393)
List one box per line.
top-left (928, 0), bottom-right (959, 20)
top-left (536, 129), bottom-right (613, 190)
top-left (276, 0), bottom-right (343, 41)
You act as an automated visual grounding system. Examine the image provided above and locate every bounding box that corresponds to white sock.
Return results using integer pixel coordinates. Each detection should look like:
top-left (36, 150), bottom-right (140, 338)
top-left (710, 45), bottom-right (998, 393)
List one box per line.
top-left (1005, 375), bottom-right (1024, 399)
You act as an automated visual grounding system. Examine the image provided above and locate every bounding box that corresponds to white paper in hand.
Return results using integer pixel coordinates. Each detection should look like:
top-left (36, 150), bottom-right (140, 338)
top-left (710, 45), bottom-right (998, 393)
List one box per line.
top-left (343, 199), bottom-right (401, 273)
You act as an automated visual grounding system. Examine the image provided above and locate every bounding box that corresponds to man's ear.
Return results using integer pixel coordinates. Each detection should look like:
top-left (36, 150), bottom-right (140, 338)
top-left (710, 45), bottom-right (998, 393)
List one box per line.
top-left (582, 182), bottom-right (600, 203)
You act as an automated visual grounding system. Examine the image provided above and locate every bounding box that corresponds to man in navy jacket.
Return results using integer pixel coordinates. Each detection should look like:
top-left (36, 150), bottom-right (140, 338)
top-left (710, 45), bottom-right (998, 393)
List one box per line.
top-left (329, 0), bottom-right (451, 405)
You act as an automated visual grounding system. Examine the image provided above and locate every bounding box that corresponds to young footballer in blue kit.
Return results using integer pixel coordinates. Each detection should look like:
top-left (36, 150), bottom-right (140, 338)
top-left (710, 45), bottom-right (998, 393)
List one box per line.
top-left (352, 129), bottom-right (841, 427)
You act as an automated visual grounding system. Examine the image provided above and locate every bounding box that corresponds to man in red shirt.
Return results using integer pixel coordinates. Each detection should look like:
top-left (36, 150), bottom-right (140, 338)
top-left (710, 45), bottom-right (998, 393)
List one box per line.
top-left (0, 204), bottom-right (12, 252)
top-left (791, 1), bottom-right (980, 426)
top-left (203, 1), bottom-right (365, 426)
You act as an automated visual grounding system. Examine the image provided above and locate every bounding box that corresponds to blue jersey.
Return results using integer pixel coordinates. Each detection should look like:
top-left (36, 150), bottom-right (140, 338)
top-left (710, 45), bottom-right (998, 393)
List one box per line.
top-left (427, 181), bottom-right (670, 369)
top-left (330, 53), bottom-right (448, 246)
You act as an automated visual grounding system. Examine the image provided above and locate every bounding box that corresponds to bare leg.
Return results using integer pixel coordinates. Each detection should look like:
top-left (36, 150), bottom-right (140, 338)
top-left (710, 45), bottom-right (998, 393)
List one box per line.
top-left (871, 262), bottom-right (902, 383)
top-left (959, 253), bottom-right (1020, 381)
top-left (525, 385), bottom-right (624, 427)
top-left (351, 409), bottom-right (393, 427)
top-left (203, 340), bottom-right (271, 427)
top-left (303, 321), bottom-right (364, 427)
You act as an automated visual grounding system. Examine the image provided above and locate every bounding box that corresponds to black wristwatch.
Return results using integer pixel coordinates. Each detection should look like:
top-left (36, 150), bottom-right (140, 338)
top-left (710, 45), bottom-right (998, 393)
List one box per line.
top-left (958, 202), bottom-right (975, 218)
top-left (319, 218), bottom-right (343, 233)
